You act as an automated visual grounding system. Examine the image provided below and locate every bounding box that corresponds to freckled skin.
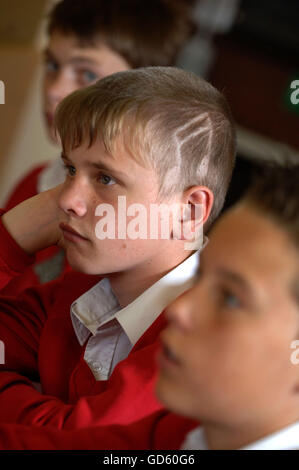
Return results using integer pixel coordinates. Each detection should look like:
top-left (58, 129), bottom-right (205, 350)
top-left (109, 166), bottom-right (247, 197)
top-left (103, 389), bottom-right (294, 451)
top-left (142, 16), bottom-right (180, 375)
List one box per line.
top-left (57, 138), bottom-right (196, 309)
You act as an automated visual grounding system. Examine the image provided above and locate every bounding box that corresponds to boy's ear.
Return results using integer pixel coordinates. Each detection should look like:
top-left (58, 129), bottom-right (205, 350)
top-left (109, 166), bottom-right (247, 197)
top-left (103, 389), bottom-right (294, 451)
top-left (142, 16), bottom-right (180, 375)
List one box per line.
top-left (171, 186), bottom-right (214, 243)
top-left (186, 186), bottom-right (214, 226)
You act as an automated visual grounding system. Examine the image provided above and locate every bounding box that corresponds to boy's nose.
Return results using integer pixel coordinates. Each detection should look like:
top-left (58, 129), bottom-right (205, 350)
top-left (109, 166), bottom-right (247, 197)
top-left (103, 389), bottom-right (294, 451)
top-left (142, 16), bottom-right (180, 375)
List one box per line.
top-left (165, 289), bottom-right (194, 331)
top-left (58, 180), bottom-right (88, 218)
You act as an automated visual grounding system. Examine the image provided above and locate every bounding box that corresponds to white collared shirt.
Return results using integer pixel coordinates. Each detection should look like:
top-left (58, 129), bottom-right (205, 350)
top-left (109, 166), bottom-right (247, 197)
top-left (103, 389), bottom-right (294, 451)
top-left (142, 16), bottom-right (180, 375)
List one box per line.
top-left (181, 422), bottom-right (299, 450)
top-left (70, 246), bottom-right (205, 381)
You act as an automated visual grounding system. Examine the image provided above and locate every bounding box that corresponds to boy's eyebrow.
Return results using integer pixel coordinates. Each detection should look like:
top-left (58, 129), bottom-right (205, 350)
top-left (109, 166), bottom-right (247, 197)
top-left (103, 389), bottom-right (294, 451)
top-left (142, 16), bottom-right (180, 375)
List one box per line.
top-left (69, 57), bottom-right (100, 66)
top-left (60, 153), bottom-right (130, 179)
top-left (43, 48), bottom-right (58, 61)
top-left (43, 48), bottom-right (100, 67)
top-left (197, 255), bottom-right (253, 295)
top-left (88, 161), bottom-right (130, 178)
top-left (216, 268), bottom-right (253, 295)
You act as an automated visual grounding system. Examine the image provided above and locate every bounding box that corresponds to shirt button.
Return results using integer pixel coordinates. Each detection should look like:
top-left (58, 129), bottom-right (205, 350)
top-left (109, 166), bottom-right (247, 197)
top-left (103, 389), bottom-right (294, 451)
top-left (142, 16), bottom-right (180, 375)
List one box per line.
top-left (92, 362), bottom-right (103, 372)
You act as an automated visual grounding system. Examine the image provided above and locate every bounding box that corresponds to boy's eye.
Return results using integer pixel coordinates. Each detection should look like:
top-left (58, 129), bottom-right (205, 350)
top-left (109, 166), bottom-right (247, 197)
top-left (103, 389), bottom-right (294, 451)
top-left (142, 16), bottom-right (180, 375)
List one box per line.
top-left (220, 288), bottom-right (242, 309)
top-left (44, 59), bottom-right (59, 74)
top-left (78, 70), bottom-right (99, 85)
top-left (63, 164), bottom-right (76, 177)
top-left (98, 174), bottom-right (116, 186)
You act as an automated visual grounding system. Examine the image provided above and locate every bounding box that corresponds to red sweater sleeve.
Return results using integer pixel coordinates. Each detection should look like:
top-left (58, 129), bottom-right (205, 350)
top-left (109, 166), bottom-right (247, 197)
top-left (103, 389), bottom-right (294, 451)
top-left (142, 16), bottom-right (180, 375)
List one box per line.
top-left (2, 163), bottom-right (69, 293)
top-left (0, 222), bottom-right (196, 447)
top-left (0, 212), bottom-right (162, 433)
top-left (0, 210), bottom-right (35, 290)
top-left (0, 213), bottom-right (186, 444)
top-left (0, 412), bottom-right (197, 450)
top-left (0, 417), bottom-right (155, 450)
top-left (0, 212), bottom-right (56, 377)
top-left (4, 164), bottom-right (47, 211)
top-left (0, 338), bottom-right (162, 428)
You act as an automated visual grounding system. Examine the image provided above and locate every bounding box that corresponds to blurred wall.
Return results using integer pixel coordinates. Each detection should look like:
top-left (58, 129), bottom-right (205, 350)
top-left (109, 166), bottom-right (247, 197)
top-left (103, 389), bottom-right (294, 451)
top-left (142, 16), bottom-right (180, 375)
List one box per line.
top-left (0, 0), bottom-right (58, 205)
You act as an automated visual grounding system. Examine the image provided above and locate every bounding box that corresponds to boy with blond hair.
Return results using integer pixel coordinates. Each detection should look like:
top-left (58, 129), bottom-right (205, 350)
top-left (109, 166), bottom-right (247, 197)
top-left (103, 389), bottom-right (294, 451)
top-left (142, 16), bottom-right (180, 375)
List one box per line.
top-left (0, 67), bottom-right (235, 436)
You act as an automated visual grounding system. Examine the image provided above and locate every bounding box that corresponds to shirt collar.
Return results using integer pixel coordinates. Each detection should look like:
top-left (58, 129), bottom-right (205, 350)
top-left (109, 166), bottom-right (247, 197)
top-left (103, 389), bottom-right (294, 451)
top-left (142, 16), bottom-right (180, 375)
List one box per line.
top-left (182, 421), bottom-right (299, 450)
top-left (116, 247), bottom-right (201, 346)
top-left (71, 277), bottom-right (120, 346)
top-left (71, 238), bottom-right (207, 347)
top-left (241, 421), bottom-right (299, 450)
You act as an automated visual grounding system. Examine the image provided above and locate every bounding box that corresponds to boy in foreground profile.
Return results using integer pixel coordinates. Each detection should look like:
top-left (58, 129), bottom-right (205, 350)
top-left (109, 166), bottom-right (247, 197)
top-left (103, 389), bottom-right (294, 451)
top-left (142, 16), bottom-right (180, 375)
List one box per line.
top-left (158, 164), bottom-right (299, 450)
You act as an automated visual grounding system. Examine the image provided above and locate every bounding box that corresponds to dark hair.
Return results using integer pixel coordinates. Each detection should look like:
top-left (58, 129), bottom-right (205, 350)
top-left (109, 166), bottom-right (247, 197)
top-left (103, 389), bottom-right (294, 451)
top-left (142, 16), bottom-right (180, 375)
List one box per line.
top-left (245, 164), bottom-right (299, 247)
top-left (47, 0), bottom-right (196, 68)
top-left (245, 164), bottom-right (299, 304)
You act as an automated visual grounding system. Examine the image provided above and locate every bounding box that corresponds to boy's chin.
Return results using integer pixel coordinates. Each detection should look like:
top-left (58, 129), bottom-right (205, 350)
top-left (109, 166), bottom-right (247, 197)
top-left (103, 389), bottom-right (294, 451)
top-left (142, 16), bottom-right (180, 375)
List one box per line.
top-left (155, 375), bottom-right (177, 410)
top-left (66, 255), bottom-right (101, 275)
top-left (156, 375), bottom-right (198, 419)
top-left (66, 254), bottom-right (113, 276)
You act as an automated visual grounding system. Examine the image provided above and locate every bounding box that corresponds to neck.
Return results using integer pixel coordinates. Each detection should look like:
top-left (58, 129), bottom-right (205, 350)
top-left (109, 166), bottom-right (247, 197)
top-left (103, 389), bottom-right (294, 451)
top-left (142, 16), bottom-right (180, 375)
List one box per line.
top-left (108, 246), bottom-right (193, 308)
top-left (202, 405), bottom-right (299, 450)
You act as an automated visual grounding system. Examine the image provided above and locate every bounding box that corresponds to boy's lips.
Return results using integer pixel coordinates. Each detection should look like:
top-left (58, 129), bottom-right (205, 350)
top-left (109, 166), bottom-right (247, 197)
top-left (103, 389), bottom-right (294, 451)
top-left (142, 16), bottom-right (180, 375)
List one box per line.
top-left (59, 223), bottom-right (89, 242)
top-left (158, 334), bottom-right (182, 371)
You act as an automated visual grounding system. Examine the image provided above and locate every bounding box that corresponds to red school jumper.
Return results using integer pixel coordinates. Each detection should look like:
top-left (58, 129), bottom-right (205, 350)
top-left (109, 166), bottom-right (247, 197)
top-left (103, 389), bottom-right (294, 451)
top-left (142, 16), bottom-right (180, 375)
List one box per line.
top-left (3, 164), bottom-right (69, 293)
top-left (0, 410), bottom-right (197, 449)
top-left (0, 212), bottom-right (170, 433)
top-left (0, 213), bottom-right (197, 449)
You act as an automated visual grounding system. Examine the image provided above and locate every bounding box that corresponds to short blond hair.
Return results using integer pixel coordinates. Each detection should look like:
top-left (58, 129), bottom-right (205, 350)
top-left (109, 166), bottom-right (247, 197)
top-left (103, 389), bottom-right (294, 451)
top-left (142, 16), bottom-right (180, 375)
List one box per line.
top-left (55, 67), bottom-right (236, 229)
